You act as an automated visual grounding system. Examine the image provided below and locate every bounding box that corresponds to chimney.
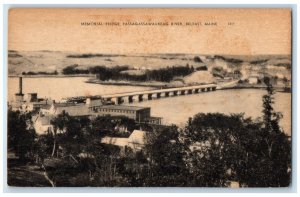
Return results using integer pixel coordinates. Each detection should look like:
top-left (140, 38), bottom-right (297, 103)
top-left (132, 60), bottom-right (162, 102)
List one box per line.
top-left (15, 76), bottom-right (24, 102)
top-left (19, 77), bottom-right (23, 94)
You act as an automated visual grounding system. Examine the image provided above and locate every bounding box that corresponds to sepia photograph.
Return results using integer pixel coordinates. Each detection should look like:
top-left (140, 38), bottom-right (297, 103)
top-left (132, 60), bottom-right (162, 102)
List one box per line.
top-left (6, 8), bottom-right (292, 188)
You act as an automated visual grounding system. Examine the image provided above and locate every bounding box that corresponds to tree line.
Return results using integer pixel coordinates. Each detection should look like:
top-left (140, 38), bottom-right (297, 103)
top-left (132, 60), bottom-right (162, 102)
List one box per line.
top-left (7, 85), bottom-right (291, 187)
top-left (22, 70), bottom-right (58, 75)
top-left (62, 64), bottom-right (195, 82)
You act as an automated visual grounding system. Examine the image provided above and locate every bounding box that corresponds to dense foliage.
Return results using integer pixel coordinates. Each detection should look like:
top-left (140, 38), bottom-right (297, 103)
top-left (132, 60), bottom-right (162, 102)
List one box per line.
top-left (62, 64), bottom-right (195, 82)
top-left (22, 70), bottom-right (58, 75)
top-left (8, 85), bottom-right (291, 187)
top-left (8, 111), bottom-right (36, 160)
top-left (62, 64), bottom-right (90, 75)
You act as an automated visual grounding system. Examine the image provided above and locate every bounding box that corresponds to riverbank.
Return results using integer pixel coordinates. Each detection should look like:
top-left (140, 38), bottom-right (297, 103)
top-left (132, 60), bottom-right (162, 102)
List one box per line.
top-left (8, 74), bottom-right (96, 78)
top-left (231, 84), bottom-right (291, 93)
top-left (86, 78), bottom-right (170, 88)
top-left (87, 78), bottom-right (291, 93)
top-left (8, 75), bottom-right (291, 93)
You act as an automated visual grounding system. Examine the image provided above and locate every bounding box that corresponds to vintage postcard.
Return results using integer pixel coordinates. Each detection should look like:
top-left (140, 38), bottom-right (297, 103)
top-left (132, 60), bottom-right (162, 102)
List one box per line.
top-left (7, 8), bottom-right (292, 187)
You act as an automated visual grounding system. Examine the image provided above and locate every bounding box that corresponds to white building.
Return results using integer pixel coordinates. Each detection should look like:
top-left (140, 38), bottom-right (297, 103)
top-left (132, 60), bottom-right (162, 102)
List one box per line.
top-left (32, 115), bottom-right (54, 135)
top-left (248, 76), bottom-right (258, 84)
top-left (101, 130), bottom-right (147, 151)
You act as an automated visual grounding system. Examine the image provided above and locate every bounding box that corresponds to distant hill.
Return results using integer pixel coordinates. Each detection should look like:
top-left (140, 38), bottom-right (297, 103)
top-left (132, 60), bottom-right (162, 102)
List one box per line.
top-left (7, 51), bottom-right (291, 77)
top-left (183, 71), bottom-right (215, 85)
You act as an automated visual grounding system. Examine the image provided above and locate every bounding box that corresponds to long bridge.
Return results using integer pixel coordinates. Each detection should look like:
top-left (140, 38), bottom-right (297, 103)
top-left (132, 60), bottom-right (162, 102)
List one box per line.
top-left (101, 83), bottom-right (217, 105)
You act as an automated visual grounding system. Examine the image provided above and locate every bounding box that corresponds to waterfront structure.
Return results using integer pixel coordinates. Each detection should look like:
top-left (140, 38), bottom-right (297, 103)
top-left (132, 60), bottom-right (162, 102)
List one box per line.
top-left (89, 105), bottom-right (161, 124)
top-left (40, 101), bottom-right (161, 124)
top-left (9, 77), bottom-right (53, 112)
top-left (35, 100), bottom-right (161, 134)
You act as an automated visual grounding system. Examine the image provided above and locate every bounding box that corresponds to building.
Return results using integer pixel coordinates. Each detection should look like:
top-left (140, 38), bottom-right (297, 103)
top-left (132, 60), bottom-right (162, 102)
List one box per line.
top-left (89, 105), bottom-right (149, 122)
top-left (248, 76), bottom-right (258, 84)
top-left (9, 77), bottom-right (52, 112)
top-left (41, 102), bottom-right (162, 124)
top-left (101, 130), bottom-right (147, 151)
top-left (90, 104), bottom-right (162, 124)
top-left (35, 100), bottom-right (161, 135)
top-left (32, 115), bottom-right (54, 135)
top-left (41, 103), bottom-right (90, 117)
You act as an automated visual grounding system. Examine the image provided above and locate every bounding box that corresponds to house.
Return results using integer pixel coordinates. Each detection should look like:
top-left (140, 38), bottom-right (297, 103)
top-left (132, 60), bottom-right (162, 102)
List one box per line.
top-left (41, 103), bottom-right (90, 117)
top-left (101, 130), bottom-right (147, 151)
top-left (32, 115), bottom-right (54, 135)
top-left (248, 76), bottom-right (258, 84)
top-left (127, 130), bottom-right (146, 150)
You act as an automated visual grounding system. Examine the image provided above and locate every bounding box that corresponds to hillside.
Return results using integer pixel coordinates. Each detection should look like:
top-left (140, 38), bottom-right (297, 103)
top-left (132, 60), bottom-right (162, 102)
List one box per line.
top-left (8, 51), bottom-right (291, 88)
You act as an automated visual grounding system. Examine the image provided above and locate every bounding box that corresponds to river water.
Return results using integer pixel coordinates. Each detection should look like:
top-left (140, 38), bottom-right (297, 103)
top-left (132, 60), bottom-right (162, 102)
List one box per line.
top-left (8, 77), bottom-right (291, 136)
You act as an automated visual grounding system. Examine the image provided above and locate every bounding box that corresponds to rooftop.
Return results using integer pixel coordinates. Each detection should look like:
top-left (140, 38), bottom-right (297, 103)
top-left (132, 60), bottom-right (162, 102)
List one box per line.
top-left (101, 130), bottom-right (147, 148)
top-left (128, 130), bottom-right (146, 145)
top-left (32, 115), bottom-right (54, 125)
top-left (101, 137), bottom-right (129, 147)
top-left (55, 104), bottom-right (90, 116)
top-left (53, 103), bottom-right (78, 108)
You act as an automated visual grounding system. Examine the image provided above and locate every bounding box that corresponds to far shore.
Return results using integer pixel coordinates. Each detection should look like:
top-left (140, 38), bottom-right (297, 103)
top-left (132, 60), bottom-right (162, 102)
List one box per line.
top-left (86, 78), bottom-right (291, 92)
top-left (86, 78), bottom-right (170, 88)
top-left (8, 74), bottom-right (291, 93)
top-left (8, 74), bottom-right (96, 78)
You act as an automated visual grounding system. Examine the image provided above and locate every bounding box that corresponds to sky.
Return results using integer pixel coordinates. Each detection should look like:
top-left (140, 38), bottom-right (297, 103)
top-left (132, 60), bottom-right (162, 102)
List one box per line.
top-left (8, 8), bottom-right (291, 55)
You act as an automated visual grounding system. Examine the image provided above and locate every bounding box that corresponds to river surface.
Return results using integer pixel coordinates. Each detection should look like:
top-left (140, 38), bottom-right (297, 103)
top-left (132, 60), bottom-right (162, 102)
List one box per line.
top-left (8, 77), bottom-right (291, 136)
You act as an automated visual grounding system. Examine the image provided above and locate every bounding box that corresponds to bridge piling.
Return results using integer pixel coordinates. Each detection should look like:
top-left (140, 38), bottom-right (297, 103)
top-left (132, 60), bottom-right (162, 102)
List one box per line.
top-left (157, 93), bottom-right (161, 99)
top-left (128, 96), bottom-right (133, 103)
top-left (117, 97), bottom-right (123, 105)
top-left (138, 95), bottom-right (143, 102)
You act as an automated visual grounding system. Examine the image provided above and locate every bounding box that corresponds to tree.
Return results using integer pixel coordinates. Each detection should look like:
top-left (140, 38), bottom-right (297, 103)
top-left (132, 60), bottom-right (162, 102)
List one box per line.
top-left (143, 125), bottom-right (189, 186)
top-left (249, 83), bottom-right (291, 187)
top-left (50, 112), bottom-right (72, 157)
top-left (58, 116), bottom-right (89, 156)
top-left (8, 110), bottom-right (36, 160)
top-left (184, 113), bottom-right (250, 186)
top-left (194, 56), bottom-right (203, 63)
top-left (183, 84), bottom-right (291, 187)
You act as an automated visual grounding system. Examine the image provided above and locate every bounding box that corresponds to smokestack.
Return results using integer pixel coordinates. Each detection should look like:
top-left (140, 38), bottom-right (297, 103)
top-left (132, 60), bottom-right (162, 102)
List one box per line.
top-left (19, 77), bottom-right (23, 94)
top-left (15, 76), bottom-right (24, 102)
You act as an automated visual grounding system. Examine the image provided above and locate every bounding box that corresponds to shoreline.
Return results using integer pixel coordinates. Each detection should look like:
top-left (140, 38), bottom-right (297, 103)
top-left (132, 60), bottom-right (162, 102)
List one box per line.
top-left (87, 78), bottom-right (291, 93)
top-left (8, 74), bottom-right (96, 78)
top-left (219, 85), bottom-right (291, 92)
top-left (8, 75), bottom-right (292, 93)
top-left (85, 79), bottom-right (169, 88)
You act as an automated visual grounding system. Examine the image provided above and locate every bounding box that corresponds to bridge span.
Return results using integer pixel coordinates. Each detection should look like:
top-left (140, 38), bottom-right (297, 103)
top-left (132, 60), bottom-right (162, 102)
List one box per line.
top-left (101, 84), bottom-right (217, 105)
